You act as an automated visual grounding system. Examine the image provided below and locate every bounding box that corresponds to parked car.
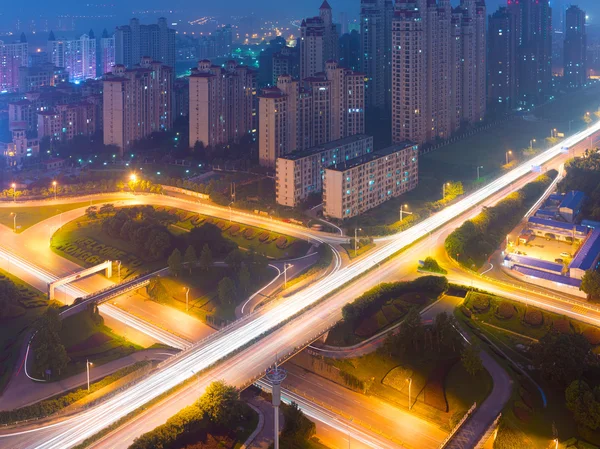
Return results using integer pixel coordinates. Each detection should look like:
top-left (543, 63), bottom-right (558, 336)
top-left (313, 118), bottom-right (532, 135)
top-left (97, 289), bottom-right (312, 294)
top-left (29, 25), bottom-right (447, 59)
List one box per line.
top-left (555, 258), bottom-right (564, 264)
top-left (560, 252), bottom-right (572, 258)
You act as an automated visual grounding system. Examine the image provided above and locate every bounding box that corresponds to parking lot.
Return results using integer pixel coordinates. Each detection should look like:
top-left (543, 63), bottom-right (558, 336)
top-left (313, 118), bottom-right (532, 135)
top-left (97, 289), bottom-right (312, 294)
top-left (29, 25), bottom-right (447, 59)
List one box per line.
top-left (509, 234), bottom-right (579, 265)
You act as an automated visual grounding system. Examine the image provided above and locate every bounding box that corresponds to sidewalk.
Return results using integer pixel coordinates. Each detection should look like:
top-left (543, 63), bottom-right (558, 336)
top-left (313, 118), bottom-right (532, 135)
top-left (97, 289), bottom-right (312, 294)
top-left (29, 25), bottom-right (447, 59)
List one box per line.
top-left (240, 391), bottom-right (283, 449)
top-left (0, 349), bottom-right (176, 411)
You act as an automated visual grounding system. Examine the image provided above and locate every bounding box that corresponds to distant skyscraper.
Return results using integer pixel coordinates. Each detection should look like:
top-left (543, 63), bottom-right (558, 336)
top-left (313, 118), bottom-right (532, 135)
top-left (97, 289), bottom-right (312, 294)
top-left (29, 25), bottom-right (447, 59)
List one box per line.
top-left (488, 7), bottom-right (518, 112)
top-left (259, 61), bottom-right (365, 167)
top-left (48, 32), bottom-right (96, 83)
top-left (272, 46), bottom-right (300, 85)
top-left (360, 0), bottom-right (393, 111)
top-left (339, 30), bottom-right (361, 71)
top-left (103, 57), bottom-right (173, 152)
top-left (188, 60), bottom-right (256, 149)
top-left (392, 0), bottom-right (485, 145)
top-left (100, 29), bottom-right (116, 75)
top-left (564, 5), bottom-right (587, 88)
top-left (115, 18), bottom-right (176, 69)
top-left (0, 33), bottom-right (28, 93)
top-left (510, 0), bottom-right (553, 108)
top-left (299, 1), bottom-right (340, 80)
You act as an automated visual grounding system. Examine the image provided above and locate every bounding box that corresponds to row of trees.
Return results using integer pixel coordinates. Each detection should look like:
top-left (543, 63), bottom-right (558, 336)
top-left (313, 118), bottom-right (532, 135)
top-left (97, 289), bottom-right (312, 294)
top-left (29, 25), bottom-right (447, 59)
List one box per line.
top-left (1, 178), bottom-right (162, 201)
top-left (0, 274), bottom-right (24, 318)
top-left (445, 171), bottom-right (557, 268)
top-left (32, 307), bottom-right (69, 378)
top-left (129, 381), bottom-right (254, 449)
top-left (559, 148), bottom-right (600, 220)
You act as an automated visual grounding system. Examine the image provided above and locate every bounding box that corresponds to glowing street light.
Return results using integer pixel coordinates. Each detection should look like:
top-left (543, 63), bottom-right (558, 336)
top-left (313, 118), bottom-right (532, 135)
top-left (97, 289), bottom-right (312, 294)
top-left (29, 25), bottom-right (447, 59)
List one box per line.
top-left (506, 150), bottom-right (513, 165)
top-left (400, 204), bottom-right (413, 222)
top-left (87, 360), bottom-right (93, 391)
top-left (354, 228), bottom-right (362, 257)
top-left (10, 213), bottom-right (17, 233)
top-left (11, 183), bottom-right (16, 203)
top-left (442, 182), bottom-right (451, 199)
top-left (52, 181), bottom-right (57, 200)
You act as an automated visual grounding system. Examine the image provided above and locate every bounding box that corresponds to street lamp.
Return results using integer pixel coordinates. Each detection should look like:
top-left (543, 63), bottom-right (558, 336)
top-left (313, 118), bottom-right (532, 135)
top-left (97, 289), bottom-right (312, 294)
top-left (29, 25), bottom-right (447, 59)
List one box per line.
top-left (228, 202), bottom-right (234, 223)
top-left (86, 359), bottom-right (93, 391)
top-left (442, 182), bottom-right (450, 199)
top-left (129, 173), bottom-right (137, 193)
top-left (284, 263), bottom-right (293, 289)
top-left (400, 204), bottom-right (412, 222)
top-left (476, 166), bottom-right (484, 179)
top-left (529, 139), bottom-right (536, 151)
top-left (11, 183), bottom-right (16, 203)
top-left (354, 228), bottom-right (362, 257)
top-left (185, 287), bottom-right (190, 312)
top-left (116, 260), bottom-right (122, 282)
top-left (505, 150), bottom-right (512, 165)
top-left (10, 213), bottom-right (17, 233)
top-left (406, 377), bottom-right (413, 410)
top-left (52, 181), bottom-right (57, 200)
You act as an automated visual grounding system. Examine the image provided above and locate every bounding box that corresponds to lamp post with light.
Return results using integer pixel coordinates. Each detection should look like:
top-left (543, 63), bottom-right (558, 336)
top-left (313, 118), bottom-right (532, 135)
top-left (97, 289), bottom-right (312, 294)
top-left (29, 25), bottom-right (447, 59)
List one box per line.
top-left (11, 213), bottom-right (17, 233)
top-left (505, 150), bottom-right (512, 165)
top-left (86, 360), bottom-right (93, 391)
top-left (400, 204), bottom-right (412, 222)
top-left (11, 183), bottom-right (16, 202)
top-left (354, 228), bottom-right (362, 257)
top-left (442, 182), bottom-right (450, 199)
top-left (406, 377), bottom-right (413, 410)
top-left (52, 181), bottom-right (57, 200)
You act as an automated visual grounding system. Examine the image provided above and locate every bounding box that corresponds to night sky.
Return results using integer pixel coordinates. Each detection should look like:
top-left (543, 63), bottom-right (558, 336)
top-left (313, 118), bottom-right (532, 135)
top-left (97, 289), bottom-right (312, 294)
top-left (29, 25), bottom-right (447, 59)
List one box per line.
top-left (1, 0), bottom-right (599, 27)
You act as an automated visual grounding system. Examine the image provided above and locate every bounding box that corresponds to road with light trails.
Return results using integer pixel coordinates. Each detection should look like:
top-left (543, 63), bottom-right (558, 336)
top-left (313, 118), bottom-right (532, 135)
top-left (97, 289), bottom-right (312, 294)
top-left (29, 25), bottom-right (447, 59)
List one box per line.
top-left (2, 123), bottom-right (600, 448)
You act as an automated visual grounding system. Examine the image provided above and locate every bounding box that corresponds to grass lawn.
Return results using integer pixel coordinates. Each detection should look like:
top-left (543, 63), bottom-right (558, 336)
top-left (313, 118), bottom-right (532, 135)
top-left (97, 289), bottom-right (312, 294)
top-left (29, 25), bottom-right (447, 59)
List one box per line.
top-left (157, 265), bottom-right (275, 325)
top-left (0, 199), bottom-right (127, 233)
top-left (0, 269), bottom-right (56, 394)
top-left (32, 309), bottom-right (143, 381)
top-left (341, 242), bottom-right (376, 260)
top-left (328, 349), bottom-right (492, 429)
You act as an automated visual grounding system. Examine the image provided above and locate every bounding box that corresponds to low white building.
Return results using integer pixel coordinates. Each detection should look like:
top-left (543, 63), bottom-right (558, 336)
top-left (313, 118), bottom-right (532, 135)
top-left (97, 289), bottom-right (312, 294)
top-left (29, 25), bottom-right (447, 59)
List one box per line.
top-left (0, 129), bottom-right (39, 167)
top-left (323, 141), bottom-right (419, 220)
top-left (276, 135), bottom-right (373, 207)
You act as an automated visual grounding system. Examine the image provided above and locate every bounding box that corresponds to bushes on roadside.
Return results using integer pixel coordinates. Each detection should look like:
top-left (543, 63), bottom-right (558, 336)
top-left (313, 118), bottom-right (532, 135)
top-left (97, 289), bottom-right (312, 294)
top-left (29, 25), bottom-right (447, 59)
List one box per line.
top-left (258, 232), bottom-right (270, 242)
top-left (275, 236), bottom-right (288, 249)
top-left (243, 229), bottom-right (256, 240)
top-left (553, 318), bottom-right (572, 334)
top-left (471, 294), bottom-right (490, 313)
top-left (496, 302), bottom-right (516, 319)
top-left (524, 309), bottom-right (543, 327)
top-left (583, 328), bottom-right (600, 345)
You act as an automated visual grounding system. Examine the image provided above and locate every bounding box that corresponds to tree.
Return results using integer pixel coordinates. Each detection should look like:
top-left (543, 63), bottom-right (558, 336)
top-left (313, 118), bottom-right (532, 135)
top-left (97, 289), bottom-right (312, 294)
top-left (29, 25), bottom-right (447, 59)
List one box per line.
top-left (85, 206), bottom-right (98, 219)
top-left (199, 244), bottom-right (213, 271)
top-left (184, 245), bottom-right (197, 274)
top-left (168, 248), bottom-right (183, 276)
top-left (581, 270), bottom-right (600, 301)
top-left (461, 344), bottom-right (483, 376)
top-left (238, 263), bottom-right (251, 294)
top-left (196, 381), bottom-right (239, 426)
top-left (433, 312), bottom-right (462, 353)
top-left (218, 277), bottom-right (236, 306)
top-left (534, 333), bottom-right (594, 386)
top-left (566, 380), bottom-right (600, 430)
top-left (225, 248), bottom-right (244, 271)
top-left (147, 278), bottom-right (170, 303)
top-left (34, 306), bottom-right (69, 377)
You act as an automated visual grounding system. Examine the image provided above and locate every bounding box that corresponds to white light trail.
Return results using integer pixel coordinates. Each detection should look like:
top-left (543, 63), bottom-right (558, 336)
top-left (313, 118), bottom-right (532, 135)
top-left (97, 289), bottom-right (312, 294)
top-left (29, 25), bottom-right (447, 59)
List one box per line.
top-left (3, 122), bottom-right (600, 448)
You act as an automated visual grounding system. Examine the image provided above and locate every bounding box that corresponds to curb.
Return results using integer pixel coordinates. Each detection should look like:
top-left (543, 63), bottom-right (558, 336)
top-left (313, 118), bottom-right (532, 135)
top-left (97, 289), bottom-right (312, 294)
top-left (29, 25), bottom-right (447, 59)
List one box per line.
top-left (241, 403), bottom-right (265, 449)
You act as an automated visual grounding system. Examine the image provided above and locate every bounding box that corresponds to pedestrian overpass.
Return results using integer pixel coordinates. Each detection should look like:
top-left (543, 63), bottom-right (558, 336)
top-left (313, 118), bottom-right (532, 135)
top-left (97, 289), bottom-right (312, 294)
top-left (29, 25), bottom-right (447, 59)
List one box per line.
top-left (48, 260), bottom-right (112, 300)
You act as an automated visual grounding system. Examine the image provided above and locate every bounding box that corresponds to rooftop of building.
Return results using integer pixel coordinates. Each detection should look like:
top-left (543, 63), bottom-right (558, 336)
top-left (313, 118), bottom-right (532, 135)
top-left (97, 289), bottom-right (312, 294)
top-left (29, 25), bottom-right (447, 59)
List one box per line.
top-left (513, 265), bottom-right (582, 288)
top-left (505, 254), bottom-right (564, 273)
top-left (278, 135), bottom-right (374, 161)
top-left (570, 228), bottom-right (600, 270)
top-left (259, 87), bottom-right (285, 99)
top-left (326, 141), bottom-right (417, 172)
top-left (560, 190), bottom-right (586, 211)
top-left (528, 216), bottom-right (589, 234)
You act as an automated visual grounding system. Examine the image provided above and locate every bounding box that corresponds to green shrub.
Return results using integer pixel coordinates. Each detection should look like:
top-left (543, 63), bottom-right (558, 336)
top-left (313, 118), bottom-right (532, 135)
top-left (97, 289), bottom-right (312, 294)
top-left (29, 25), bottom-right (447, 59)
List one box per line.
top-left (275, 236), bottom-right (288, 249)
top-left (496, 302), bottom-right (516, 319)
top-left (553, 318), bottom-right (572, 334)
top-left (471, 294), bottom-right (490, 313)
top-left (258, 231), bottom-right (270, 242)
top-left (524, 309), bottom-right (543, 327)
top-left (228, 224), bottom-right (241, 236)
top-left (583, 328), bottom-right (600, 345)
top-left (243, 229), bottom-right (256, 240)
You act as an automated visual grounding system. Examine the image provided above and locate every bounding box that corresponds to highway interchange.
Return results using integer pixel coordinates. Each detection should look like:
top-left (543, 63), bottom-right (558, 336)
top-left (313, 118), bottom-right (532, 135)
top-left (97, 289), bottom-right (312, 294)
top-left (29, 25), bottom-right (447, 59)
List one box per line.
top-left (1, 121), bottom-right (600, 448)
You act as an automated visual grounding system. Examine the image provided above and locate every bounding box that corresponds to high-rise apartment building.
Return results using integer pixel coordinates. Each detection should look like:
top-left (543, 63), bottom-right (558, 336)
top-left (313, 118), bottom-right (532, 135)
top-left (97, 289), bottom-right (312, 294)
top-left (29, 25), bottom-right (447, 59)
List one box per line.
top-left (299, 1), bottom-right (340, 80)
top-left (360, 0), bottom-right (393, 110)
top-left (115, 18), bottom-right (176, 69)
top-left (0, 34), bottom-right (28, 93)
top-left (564, 5), bottom-right (587, 88)
top-left (103, 57), bottom-right (173, 152)
top-left (38, 99), bottom-right (100, 142)
top-left (48, 32), bottom-right (97, 83)
top-left (276, 135), bottom-right (373, 207)
top-left (272, 46), bottom-right (300, 85)
top-left (258, 61), bottom-right (365, 168)
top-left (18, 63), bottom-right (68, 93)
top-left (100, 29), bottom-right (116, 75)
top-left (188, 60), bottom-right (256, 149)
top-left (323, 141), bottom-right (419, 219)
top-left (488, 7), bottom-right (518, 112)
top-left (391, 0), bottom-right (486, 145)
top-left (510, 0), bottom-right (552, 108)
